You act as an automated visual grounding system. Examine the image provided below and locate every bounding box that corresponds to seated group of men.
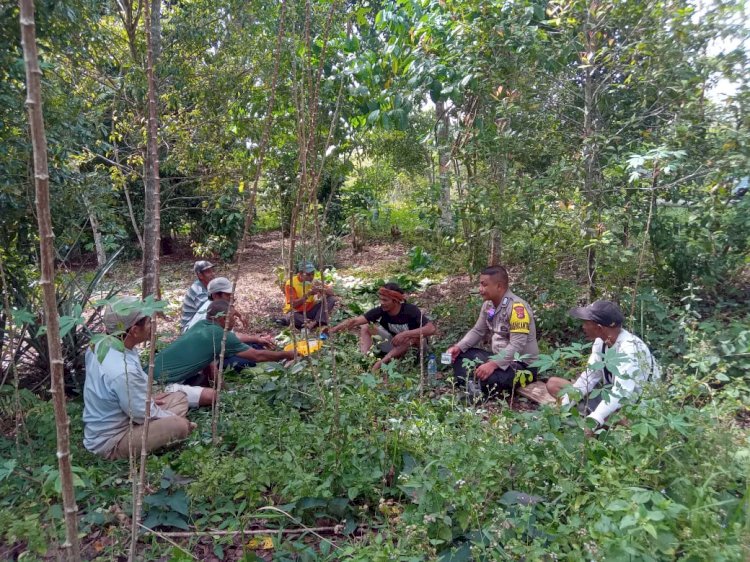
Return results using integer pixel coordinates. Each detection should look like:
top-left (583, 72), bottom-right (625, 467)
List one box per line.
top-left (82, 260), bottom-right (660, 460)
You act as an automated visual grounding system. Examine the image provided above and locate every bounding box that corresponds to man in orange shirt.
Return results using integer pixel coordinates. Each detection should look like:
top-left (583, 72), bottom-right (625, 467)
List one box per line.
top-left (283, 262), bottom-right (337, 329)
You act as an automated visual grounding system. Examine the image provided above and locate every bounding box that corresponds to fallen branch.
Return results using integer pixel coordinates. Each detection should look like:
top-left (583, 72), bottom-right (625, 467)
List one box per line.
top-left (144, 525), bottom-right (346, 538)
top-left (137, 523), bottom-right (197, 558)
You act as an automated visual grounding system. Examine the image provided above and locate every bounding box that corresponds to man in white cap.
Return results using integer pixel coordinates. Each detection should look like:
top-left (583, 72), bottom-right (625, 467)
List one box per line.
top-left (181, 260), bottom-right (215, 331)
top-left (83, 296), bottom-right (195, 460)
top-left (182, 276), bottom-right (247, 333)
top-left (546, 300), bottom-right (661, 430)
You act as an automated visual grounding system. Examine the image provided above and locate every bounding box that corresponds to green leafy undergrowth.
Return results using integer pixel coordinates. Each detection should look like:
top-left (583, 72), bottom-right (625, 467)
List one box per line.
top-left (0, 334), bottom-right (748, 560)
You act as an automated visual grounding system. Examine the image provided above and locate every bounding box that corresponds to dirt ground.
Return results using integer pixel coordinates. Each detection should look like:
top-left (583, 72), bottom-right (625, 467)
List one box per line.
top-left (143, 231), bottom-right (412, 340)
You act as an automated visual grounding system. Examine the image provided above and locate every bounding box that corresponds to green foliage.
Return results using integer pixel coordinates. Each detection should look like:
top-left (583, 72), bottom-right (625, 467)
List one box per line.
top-left (1, 292), bottom-right (748, 559)
top-left (0, 385), bottom-right (38, 420)
top-left (142, 468), bottom-right (191, 531)
top-left (7, 249), bottom-right (123, 391)
top-left (407, 246), bottom-right (433, 273)
top-left (190, 191), bottom-right (247, 262)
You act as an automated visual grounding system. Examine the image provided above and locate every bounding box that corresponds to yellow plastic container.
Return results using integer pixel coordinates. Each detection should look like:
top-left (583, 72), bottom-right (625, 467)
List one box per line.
top-left (283, 339), bottom-right (323, 356)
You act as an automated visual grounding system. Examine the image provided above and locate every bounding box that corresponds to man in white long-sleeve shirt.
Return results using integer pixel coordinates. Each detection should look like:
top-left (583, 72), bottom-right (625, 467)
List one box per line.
top-left (546, 300), bottom-right (660, 428)
top-left (83, 296), bottom-right (195, 460)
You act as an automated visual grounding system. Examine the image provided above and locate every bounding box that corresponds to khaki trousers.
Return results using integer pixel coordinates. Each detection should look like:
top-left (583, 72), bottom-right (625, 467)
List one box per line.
top-left (107, 392), bottom-right (191, 460)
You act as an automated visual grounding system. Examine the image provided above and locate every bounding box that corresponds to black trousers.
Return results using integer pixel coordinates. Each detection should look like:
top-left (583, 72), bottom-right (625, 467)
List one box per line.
top-left (452, 347), bottom-right (537, 396)
top-left (292, 298), bottom-right (337, 328)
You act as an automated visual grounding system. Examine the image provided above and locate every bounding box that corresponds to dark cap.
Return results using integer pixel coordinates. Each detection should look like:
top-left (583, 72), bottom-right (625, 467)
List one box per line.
top-left (194, 260), bottom-right (215, 274)
top-left (569, 300), bottom-right (624, 328)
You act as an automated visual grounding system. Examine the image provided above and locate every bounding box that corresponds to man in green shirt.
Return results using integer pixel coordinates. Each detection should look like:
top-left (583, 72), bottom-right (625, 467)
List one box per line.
top-left (154, 300), bottom-right (294, 405)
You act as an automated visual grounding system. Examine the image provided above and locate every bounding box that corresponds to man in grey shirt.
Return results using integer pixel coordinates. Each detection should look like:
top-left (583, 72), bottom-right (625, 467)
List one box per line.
top-left (180, 260), bottom-right (215, 330)
top-left (83, 296), bottom-right (195, 460)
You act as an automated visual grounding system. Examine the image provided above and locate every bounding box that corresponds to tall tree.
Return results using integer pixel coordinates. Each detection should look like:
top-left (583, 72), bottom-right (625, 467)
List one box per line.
top-left (18, 0), bottom-right (81, 559)
top-left (141, 0), bottom-right (161, 297)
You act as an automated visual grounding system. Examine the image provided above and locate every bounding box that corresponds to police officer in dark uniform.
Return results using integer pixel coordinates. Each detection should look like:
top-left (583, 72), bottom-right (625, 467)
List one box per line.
top-left (447, 265), bottom-right (539, 398)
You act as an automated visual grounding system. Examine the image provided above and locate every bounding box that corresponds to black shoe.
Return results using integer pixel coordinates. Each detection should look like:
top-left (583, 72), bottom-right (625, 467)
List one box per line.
top-left (273, 317), bottom-right (290, 327)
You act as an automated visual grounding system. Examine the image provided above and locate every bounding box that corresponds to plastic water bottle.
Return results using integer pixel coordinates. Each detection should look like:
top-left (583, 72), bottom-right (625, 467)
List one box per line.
top-left (427, 354), bottom-right (437, 382)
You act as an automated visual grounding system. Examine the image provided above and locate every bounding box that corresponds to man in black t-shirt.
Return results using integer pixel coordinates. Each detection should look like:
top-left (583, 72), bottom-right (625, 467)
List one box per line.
top-left (329, 283), bottom-right (436, 372)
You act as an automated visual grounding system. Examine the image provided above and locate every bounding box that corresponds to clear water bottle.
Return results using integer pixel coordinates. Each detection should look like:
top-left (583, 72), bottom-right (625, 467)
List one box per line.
top-left (466, 379), bottom-right (483, 403)
top-left (427, 353), bottom-right (437, 381)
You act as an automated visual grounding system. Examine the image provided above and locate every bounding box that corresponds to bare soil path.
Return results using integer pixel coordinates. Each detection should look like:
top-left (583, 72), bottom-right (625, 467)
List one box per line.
top-left (157, 231), bottom-right (409, 338)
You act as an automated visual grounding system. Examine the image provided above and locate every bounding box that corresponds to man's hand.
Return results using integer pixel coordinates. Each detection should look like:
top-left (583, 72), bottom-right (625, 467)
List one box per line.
top-left (255, 335), bottom-right (276, 348)
top-left (583, 417), bottom-right (599, 439)
top-left (311, 281), bottom-right (324, 295)
top-left (475, 361), bottom-right (497, 381)
top-left (391, 331), bottom-right (412, 347)
top-left (330, 318), bottom-right (353, 334)
top-left (153, 392), bottom-right (169, 406)
top-left (447, 345), bottom-right (462, 363)
top-left (371, 359), bottom-right (382, 372)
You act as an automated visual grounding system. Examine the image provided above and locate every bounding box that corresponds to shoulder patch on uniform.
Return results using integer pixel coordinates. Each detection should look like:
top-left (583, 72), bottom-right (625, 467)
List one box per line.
top-left (509, 303), bottom-right (530, 334)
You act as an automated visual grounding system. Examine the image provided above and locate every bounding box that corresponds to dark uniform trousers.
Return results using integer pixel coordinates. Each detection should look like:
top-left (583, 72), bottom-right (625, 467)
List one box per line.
top-left (452, 348), bottom-right (537, 397)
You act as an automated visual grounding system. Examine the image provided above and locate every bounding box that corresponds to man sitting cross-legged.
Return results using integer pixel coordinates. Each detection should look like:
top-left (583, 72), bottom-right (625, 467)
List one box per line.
top-left (329, 283), bottom-right (436, 372)
top-left (83, 296), bottom-right (195, 460)
top-left (282, 261), bottom-right (337, 329)
top-left (153, 300), bottom-right (294, 403)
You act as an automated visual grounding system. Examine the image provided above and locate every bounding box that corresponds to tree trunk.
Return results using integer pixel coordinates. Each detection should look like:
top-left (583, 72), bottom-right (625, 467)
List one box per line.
top-left (18, 1), bottom-right (81, 559)
top-left (141, 0), bottom-right (161, 298)
top-left (488, 152), bottom-right (508, 266)
top-left (114, 141), bottom-right (144, 251)
top-left (131, 1), bottom-right (161, 557)
top-left (582, 0), bottom-right (601, 302)
top-left (435, 100), bottom-right (453, 232)
top-left (82, 192), bottom-right (106, 267)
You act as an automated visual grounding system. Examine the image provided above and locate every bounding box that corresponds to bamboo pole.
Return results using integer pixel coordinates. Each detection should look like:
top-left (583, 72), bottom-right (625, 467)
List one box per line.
top-left (18, 0), bottom-right (81, 558)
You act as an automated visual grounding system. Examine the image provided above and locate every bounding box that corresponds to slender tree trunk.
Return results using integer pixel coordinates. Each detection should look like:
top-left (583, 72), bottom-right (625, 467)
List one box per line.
top-left (130, 1), bottom-right (161, 556)
top-left (435, 100), bottom-right (453, 232)
top-left (582, 0), bottom-right (601, 302)
top-left (82, 192), bottom-right (107, 266)
top-left (114, 141), bottom-right (144, 251)
top-left (141, 0), bottom-right (160, 297)
top-left (488, 152), bottom-right (508, 266)
top-left (18, 1), bottom-right (81, 559)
